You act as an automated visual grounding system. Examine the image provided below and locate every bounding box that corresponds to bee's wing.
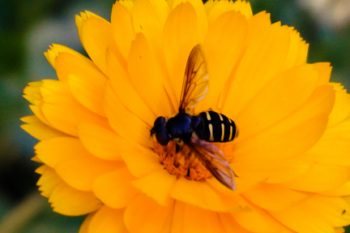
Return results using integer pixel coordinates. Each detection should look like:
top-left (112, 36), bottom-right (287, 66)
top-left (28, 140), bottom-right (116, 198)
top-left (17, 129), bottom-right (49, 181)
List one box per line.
top-left (179, 45), bottom-right (209, 113)
top-left (190, 136), bottom-right (235, 190)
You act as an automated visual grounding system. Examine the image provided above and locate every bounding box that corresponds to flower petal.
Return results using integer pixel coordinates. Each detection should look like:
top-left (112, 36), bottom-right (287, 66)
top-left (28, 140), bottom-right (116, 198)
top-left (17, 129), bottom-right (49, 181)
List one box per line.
top-left (133, 168), bottom-right (176, 205)
top-left (124, 194), bottom-right (173, 233)
top-left (171, 178), bottom-right (238, 212)
top-left (36, 137), bottom-right (120, 191)
top-left (39, 80), bottom-right (105, 136)
top-left (21, 116), bottom-right (65, 140)
top-left (205, 0), bottom-right (253, 22)
top-left (223, 22), bottom-right (307, 115)
top-left (163, 2), bottom-right (199, 107)
top-left (234, 84), bottom-right (334, 167)
top-left (200, 10), bottom-right (248, 110)
top-left (106, 50), bottom-right (155, 125)
top-left (44, 44), bottom-right (82, 69)
top-left (76, 11), bottom-right (115, 73)
top-left (78, 122), bottom-right (123, 161)
top-left (104, 85), bottom-right (152, 147)
top-left (128, 33), bottom-right (173, 116)
top-left (272, 197), bottom-right (350, 232)
top-left (36, 165), bottom-right (101, 216)
top-left (171, 201), bottom-right (226, 233)
top-left (93, 168), bottom-right (138, 209)
top-left (111, 2), bottom-right (135, 59)
top-left (88, 207), bottom-right (128, 233)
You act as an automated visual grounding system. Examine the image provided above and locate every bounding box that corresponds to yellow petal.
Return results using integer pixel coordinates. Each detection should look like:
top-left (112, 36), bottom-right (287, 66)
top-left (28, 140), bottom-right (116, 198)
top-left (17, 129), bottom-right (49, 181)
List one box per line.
top-left (21, 115), bottom-right (65, 140)
top-left (200, 11), bottom-right (248, 110)
top-left (235, 64), bottom-right (320, 140)
top-left (44, 43), bottom-right (82, 69)
top-left (78, 122), bottom-right (123, 161)
top-left (124, 194), bottom-right (173, 233)
top-left (120, 142), bottom-right (161, 177)
top-left (171, 178), bottom-right (238, 212)
top-left (233, 206), bottom-right (285, 233)
top-left (328, 83), bottom-right (350, 126)
top-left (285, 164), bottom-right (350, 193)
top-left (79, 214), bottom-right (93, 233)
top-left (163, 2), bottom-right (199, 107)
top-left (54, 51), bottom-right (107, 116)
top-left (111, 2), bottom-right (135, 59)
top-left (88, 206), bottom-right (128, 233)
top-left (23, 81), bottom-right (49, 124)
top-left (131, 0), bottom-right (168, 48)
top-left (205, 0), bottom-right (253, 23)
top-left (171, 201), bottom-right (225, 233)
top-left (36, 137), bottom-right (120, 191)
top-left (170, 0), bottom-right (207, 41)
top-left (272, 197), bottom-right (350, 232)
top-left (104, 85), bottom-right (151, 147)
top-left (93, 168), bottom-right (138, 209)
top-left (36, 165), bottom-right (101, 216)
top-left (128, 33), bottom-right (173, 116)
top-left (133, 168), bottom-right (176, 206)
top-left (39, 80), bottom-right (105, 136)
top-left (223, 22), bottom-right (305, 115)
top-left (219, 213), bottom-right (252, 233)
top-left (234, 85), bottom-right (334, 166)
top-left (76, 11), bottom-right (115, 73)
top-left (106, 50), bottom-right (155, 125)
top-left (243, 184), bottom-right (308, 212)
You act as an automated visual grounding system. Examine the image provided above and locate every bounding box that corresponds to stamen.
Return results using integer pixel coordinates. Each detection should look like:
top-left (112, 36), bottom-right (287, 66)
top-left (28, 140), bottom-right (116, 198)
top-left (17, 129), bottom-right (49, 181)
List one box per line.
top-left (153, 140), bottom-right (212, 181)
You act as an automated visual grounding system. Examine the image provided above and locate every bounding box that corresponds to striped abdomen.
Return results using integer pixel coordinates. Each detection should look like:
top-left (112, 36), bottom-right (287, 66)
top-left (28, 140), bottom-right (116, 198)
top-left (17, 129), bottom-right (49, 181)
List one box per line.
top-left (195, 111), bottom-right (237, 142)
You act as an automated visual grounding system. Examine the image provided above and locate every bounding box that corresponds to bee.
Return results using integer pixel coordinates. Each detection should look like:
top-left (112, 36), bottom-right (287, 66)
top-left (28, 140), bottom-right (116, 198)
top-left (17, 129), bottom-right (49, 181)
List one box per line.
top-left (150, 45), bottom-right (238, 190)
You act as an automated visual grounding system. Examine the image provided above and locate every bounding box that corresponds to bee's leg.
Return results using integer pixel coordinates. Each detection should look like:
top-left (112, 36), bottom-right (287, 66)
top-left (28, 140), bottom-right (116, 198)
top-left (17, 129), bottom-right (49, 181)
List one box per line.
top-left (174, 138), bottom-right (183, 153)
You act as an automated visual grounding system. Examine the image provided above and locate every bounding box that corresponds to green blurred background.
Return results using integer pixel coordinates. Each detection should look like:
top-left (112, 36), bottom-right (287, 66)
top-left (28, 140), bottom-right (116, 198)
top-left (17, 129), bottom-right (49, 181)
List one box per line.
top-left (0, 0), bottom-right (349, 232)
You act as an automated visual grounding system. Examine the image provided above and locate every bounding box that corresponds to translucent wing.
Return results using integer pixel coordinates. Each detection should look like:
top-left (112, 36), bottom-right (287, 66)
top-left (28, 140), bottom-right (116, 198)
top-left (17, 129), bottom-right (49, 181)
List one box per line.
top-left (190, 136), bottom-right (235, 190)
top-left (179, 45), bottom-right (209, 113)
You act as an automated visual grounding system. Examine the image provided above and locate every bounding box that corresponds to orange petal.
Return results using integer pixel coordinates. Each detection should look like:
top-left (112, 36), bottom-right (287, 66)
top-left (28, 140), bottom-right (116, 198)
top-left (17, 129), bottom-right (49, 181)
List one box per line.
top-left (124, 194), bottom-right (173, 233)
top-left (78, 122), bottom-right (123, 161)
top-left (106, 49), bottom-right (155, 125)
top-left (200, 10), bottom-right (248, 110)
top-left (36, 137), bottom-right (120, 191)
top-left (93, 168), bottom-right (138, 209)
top-left (104, 85), bottom-right (151, 147)
top-left (133, 168), bottom-right (176, 205)
top-left (111, 2), bottom-right (135, 59)
top-left (235, 64), bottom-right (320, 140)
top-left (36, 165), bottom-right (101, 216)
top-left (76, 11), bottom-right (115, 73)
top-left (88, 206), bottom-right (128, 233)
top-left (171, 178), bottom-right (239, 212)
top-left (21, 115), bottom-right (65, 140)
top-left (223, 22), bottom-right (306, 115)
top-left (205, 0), bottom-right (252, 23)
top-left (163, 2), bottom-right (199, 107)
top-left (127, 33), bottom-right (173, 116)
top-left (234, 85), bottom-right (334, 166)
top-left (40, 80), bottom-right (105, 136)
top-left (44, 43), bottom-right (82, 69)
top-left (272, 197), bottom-right (350, 232)
top-left (243, 184), bottom-right (308, 212)
top-left (171, 201), bottom-right (226, 233)
top-left (131, 0), bottom-right (168, 49)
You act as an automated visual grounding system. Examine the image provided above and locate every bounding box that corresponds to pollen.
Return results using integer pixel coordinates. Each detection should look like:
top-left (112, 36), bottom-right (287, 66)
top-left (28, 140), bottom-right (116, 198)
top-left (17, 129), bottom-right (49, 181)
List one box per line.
top-left (153, 140), bottom-right (212, 181)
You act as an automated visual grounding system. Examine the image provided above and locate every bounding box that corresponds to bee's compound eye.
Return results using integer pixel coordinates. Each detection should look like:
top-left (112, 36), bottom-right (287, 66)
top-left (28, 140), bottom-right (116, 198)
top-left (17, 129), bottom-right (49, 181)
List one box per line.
top-left (151, 116), bottom-right (169, 145)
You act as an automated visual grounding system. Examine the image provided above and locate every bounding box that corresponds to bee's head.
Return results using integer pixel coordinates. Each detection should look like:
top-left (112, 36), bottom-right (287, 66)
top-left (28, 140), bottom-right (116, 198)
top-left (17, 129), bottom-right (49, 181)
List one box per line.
top-left (151, 116), bottom-right (170, 145)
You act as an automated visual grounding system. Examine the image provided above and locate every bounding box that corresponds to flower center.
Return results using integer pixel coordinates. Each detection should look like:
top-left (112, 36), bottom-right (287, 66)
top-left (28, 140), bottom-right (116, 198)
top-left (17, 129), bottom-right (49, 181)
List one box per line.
top-left (153, 140), bottom-right (212, 181)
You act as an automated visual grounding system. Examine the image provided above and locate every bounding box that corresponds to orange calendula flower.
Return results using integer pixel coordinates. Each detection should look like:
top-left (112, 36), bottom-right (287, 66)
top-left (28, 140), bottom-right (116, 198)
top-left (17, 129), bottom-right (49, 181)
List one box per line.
top-left (22, 0), bottom-right (350, 232)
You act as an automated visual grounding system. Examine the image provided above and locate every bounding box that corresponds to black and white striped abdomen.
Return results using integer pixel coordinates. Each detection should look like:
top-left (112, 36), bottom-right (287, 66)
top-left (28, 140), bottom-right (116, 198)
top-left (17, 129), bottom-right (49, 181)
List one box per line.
top-left (195, 111), bottom-right (237, 142)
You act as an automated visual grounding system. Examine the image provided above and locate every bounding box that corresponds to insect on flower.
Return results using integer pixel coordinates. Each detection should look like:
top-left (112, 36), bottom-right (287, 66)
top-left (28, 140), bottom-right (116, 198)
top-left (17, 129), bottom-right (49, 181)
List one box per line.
top-left (151, 45), bottom-right (238, 190)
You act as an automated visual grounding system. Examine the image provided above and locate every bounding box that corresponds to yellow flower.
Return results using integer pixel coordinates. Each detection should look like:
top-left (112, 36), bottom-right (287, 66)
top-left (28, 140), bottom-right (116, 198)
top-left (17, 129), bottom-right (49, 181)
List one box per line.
top-left (22, 0), bottom-right (350, 232)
